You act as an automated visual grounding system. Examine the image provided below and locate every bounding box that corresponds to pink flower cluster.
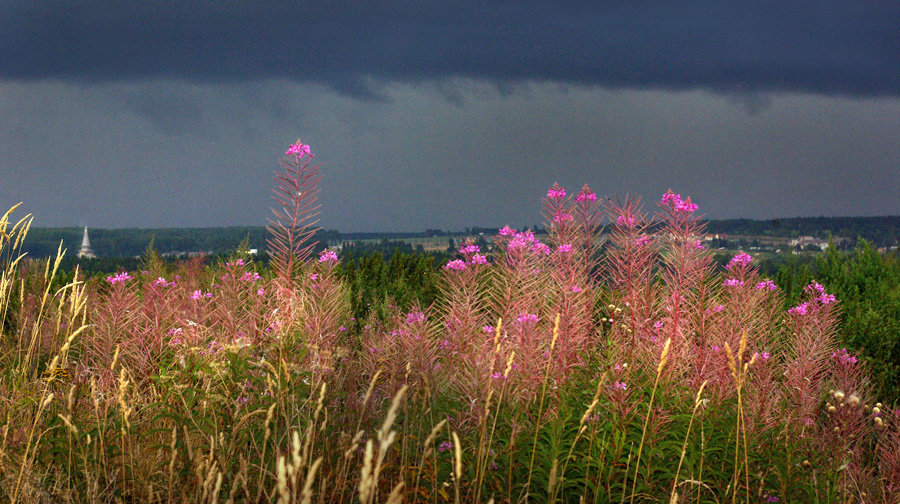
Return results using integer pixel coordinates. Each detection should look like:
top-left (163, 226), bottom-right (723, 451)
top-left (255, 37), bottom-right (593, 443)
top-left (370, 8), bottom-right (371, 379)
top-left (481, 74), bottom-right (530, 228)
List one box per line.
top-left (226, 259), bottom-right (245, 267)
top-left (105, 271), bottom-right (133, 285)
top-left (450, 242), bottom-right (489, 269)
top-left (532, 242), bottom-right (551, 255)
top-left (634, 235), bottom-right (653, 247)
top-left (755, 279), bottom-right (777, 291)
top-left (788, 302), bottom-right (809, 316)
top-left (470, 253), bottom-right (488, 265)
top-left (460, 244), bottom-right (480, 255)
top-left (506, 229), bottom-right (550, 256)
top-left (660, 191), bottom-right (699, 213)
top-left (240, 271), bottom-right (261, 282)
top-left (723, 278), bottom-right (744, 288)
top-left (728, 252), bottom-right (753, 269)
top-left (444, 259), bottom-right (467, 271)
top-left (547, 186), bottom-right (566, 200)
top-left (318, 249), bottom-right (338, 263)
top-left (805, 282), bottom-right (837, 304)
top-left (406, 311), bottom-right (425, 324)
top-left (498, 225), bottom-right (516, 237)
top-left (832, 347), bottom-right (858, 366)
top-left (553, 212), bottom-right (573, 224)
top-left (516, 312), bottom-right (539, 324)
top-left (805, 282), bottom-right (825, 295)
top-left (575, 189), bottom-right (597, 202)
top-left (557, 244), bottom-right (573, 254)
top-left (191, 289), bottom-right (213, 300)
top-left (753, 351), bottom-right (772, 361)
top-left (616, 214), bottom-right (637, 228)
top-left (285, 140), bottom-right (313, 159)
top-left (152, 276), bottom-right (175, 288)
top-left (612, 381), bottom-right (627, 391)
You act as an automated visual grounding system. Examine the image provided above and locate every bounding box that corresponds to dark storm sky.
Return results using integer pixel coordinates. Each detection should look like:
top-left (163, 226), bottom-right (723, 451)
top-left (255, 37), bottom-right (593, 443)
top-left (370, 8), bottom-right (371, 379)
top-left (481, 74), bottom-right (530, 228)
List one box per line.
top-left (1, 0), bottom-right (898, 231)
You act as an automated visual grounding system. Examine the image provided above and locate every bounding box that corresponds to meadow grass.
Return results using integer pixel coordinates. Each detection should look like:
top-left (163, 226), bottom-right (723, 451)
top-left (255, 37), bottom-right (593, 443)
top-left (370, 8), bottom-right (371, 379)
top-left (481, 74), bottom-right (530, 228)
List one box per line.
top-left (0, 142), bottom-right (897, 503)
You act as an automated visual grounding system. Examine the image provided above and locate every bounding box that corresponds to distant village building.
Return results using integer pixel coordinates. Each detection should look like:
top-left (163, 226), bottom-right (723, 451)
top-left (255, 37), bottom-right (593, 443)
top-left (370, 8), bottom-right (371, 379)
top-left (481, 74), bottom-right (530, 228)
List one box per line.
top-left (789, 236), bottom-right (830, 251)
top-left (77, 226), bottom-right (96, 258)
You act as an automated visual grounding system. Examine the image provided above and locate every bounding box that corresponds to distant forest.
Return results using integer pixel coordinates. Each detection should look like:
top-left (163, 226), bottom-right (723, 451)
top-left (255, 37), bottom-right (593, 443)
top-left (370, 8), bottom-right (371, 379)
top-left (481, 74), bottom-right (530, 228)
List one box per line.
top-left (20, 215), bottom-right (899, 259)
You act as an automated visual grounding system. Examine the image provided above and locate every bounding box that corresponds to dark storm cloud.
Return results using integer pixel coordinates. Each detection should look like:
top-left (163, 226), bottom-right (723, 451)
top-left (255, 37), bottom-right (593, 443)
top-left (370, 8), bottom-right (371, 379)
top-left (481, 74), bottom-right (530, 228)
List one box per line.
top-left (2, 0), bottom-right (898, 96)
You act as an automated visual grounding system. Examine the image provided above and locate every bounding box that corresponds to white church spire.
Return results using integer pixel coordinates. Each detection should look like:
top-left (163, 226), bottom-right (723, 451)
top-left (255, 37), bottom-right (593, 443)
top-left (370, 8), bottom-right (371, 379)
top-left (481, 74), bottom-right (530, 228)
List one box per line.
top-left (77, 226), bottom-right (96, 258)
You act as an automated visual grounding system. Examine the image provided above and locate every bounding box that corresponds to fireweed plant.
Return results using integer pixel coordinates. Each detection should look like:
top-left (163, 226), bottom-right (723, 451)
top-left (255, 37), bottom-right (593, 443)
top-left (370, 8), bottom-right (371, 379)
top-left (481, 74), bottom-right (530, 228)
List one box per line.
top-left (0, 140), bottom-right (897, 503)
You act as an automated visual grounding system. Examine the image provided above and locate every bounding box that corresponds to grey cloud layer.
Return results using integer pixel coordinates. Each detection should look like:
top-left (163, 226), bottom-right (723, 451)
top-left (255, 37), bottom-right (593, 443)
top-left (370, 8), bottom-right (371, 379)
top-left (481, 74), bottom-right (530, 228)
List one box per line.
top-left (2, 79), bottom-right (898, 230)
top-left (3, 0), bottom-right (898, 96)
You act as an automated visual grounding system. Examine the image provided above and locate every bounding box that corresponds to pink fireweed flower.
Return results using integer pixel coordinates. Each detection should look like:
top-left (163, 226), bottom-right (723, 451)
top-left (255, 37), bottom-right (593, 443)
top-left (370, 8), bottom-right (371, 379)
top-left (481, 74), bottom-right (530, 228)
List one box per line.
top-left (729, 252), bottom-right (753, 269)
top-left (788, 302), bottom-right (809, 316)
top-left (675, 198), bottom-right (699, 213)
top-left (653, 321), bottom-right (664, 329)
top-left (576, 190), bottom-right (597, 202)
top-left (191, 289), bottom-right (212, 300)
top-left (547, 186), bottom-right (566, 200)
top-left (723, 278), bottom-right (744, 287)
top-left (482, 325), bottom-right (495, 334)
top-left (498, 225), bottom-right (515, 237)
top-left (406, 311), bottom-right (425, 324)
top-left (438, 441), bottom-right (453, 453)
top-left (460, 244), bottom-right (480, 255)
top-left (694, 240), bottom-right (705, 250)
top-left (508, 232), bottom-right (535, 250)
top-left (753, 351), bottom-right (772, 362)
top-left (285, 139), bottom-right (313, 159)
top-left (832, 347), bottom-right (858, 366)
top-left (444, 259), bottom-right (467, 271)
top-left (469, 253), bottom-right (488, 265)
top-left (756, 279), bottom-right (777, 291)
top-left (634, 235), bottom-right (653, 247)
top-left (240, 271), bottom-right (261, 282)
top-left (805, 282), bottom-right (826, 295)
top-left (516, 313), bottom-right (539, 324)
top-left (568, 285), bottom-right (582, 293)
top-left (105, 272), bottom-right (132, 285)
top-left (612, 381), bottom-right (627, 391)
top-left (152, 276), bottom-right (172, 288)
top-left (819, 293), bottom-right (837, 304)
top-left (553, 212), bottom-right (573, 224)
top-left (318, 249), bottom-right (338, 263)
top-left (616, 214), bottom-right (637, 228)
top-left (310, 273), bottom-right (319, 281)
top-left (531, 242), bottom-right (551, 255)
top-left (711, 304), bottom-right (725, 313)
top-left (226, 259), bottom-right (245, 267)
top-left (257, 288), bottom-right (265, 296)
top-left (557, 243), bottom-right (573, 254)
top-left (491, 372), bottom-right (504, 380)
top-left (661, 192), bottom-right (682, 206)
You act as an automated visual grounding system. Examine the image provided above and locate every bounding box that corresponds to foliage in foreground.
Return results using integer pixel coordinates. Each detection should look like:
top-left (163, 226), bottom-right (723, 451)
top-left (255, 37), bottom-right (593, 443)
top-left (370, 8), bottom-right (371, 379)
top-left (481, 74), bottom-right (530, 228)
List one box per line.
top-left (1, 142), bottom-right (898, 503)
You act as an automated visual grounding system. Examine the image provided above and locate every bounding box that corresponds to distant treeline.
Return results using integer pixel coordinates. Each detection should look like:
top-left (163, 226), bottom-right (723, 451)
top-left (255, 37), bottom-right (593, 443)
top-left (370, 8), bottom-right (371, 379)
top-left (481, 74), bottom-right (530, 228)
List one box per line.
top-left (21, 227), bottom-right (339, 258)
top-left (704, 216), bottom-right (900, 247)
top-left (22, 215), bottom-right (899, 259)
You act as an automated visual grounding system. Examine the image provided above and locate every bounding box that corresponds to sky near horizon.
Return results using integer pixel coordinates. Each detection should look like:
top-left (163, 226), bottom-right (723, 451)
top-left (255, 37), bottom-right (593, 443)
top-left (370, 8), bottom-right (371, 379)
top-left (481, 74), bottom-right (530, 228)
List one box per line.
top-left (2, 1), bottom-right (898, 231)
